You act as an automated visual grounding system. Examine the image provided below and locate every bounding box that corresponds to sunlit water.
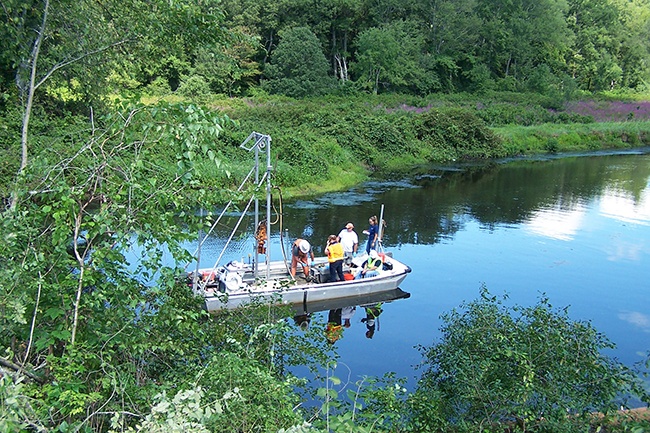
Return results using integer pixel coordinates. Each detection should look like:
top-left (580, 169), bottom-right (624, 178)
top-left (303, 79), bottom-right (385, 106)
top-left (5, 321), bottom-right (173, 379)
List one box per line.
top-left (189, 149), bottom-right (650, 394)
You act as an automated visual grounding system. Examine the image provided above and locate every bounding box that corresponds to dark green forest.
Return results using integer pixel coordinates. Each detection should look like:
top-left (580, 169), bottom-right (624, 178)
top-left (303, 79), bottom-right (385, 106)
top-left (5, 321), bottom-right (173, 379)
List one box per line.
top-left (3, 0), bottom-right (650, 100)
top-left (2, 0), bottom-right (650, 431)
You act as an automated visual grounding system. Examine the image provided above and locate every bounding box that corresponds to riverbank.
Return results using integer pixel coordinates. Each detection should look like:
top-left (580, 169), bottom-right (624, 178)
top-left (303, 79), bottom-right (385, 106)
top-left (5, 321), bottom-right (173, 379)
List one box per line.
top-left (495, 121), bottom-right (650, 156)
top-left (208, 94), bottom-right (650, 199)
top-left (4, 93), bottom-right (650, 201)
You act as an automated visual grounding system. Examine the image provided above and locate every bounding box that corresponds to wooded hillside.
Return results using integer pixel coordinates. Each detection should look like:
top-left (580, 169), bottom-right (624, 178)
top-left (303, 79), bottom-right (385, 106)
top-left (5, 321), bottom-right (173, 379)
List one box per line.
top-left (2, 0), bottom-right (649, 107)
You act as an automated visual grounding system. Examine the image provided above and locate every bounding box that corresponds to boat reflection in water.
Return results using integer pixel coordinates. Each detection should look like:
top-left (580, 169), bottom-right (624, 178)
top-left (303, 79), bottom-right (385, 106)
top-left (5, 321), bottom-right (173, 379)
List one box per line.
top-left (292, 287), bottom-right (411, 344)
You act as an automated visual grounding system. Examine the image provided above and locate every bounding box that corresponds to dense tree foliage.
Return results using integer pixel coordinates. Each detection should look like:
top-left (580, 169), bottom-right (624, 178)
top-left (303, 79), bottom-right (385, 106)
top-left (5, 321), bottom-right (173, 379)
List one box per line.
top-left (210, 0), bottom-right (650, 96)
top-left (262, 27), bottom-right (335, 97)
top-left (0, 0), bottom-right (228, 208)
top-left (4, 0), bottom-right (647, 103)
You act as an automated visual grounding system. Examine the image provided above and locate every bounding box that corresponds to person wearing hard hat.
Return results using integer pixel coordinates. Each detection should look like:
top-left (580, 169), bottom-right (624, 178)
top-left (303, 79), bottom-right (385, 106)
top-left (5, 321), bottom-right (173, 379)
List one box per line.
top-left (291, 238), bottom-right (315, 279)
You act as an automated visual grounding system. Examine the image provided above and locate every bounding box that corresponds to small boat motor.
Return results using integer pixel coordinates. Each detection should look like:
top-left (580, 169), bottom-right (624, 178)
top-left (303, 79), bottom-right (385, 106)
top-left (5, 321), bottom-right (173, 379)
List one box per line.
top-left (216, 261), bottom-right (249, 292)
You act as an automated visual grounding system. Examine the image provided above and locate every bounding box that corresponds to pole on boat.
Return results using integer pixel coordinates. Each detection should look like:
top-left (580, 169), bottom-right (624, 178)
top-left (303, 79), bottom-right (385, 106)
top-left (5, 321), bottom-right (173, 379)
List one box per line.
top-left (193, 207), bottom-right (204, 292)
top-left (240, 132), bottom-right (273, 282)
top-left (265, 135), bottom-right (272, 281)
top-left (378, 203), bottom-right (385, 251)
top-left (254, 136), bottom-right (260, 280)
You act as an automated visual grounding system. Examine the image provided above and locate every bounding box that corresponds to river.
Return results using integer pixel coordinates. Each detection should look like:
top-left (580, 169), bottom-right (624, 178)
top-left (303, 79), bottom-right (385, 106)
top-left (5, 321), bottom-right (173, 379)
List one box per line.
top-left (198, 149), bottom-right (650, 393)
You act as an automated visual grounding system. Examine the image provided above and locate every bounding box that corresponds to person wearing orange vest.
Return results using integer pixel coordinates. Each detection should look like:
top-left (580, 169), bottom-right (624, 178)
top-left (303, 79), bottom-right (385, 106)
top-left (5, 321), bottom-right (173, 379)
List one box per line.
top-left (325, 234), bottom-right (345, 282)
top-left (291, 238), bottom-right (314, 279)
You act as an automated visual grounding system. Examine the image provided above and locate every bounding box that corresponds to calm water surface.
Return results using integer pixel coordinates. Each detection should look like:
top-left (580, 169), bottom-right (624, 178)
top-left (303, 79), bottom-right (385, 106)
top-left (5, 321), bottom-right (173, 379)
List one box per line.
top-left (199, 150), bottom-right (650, 391)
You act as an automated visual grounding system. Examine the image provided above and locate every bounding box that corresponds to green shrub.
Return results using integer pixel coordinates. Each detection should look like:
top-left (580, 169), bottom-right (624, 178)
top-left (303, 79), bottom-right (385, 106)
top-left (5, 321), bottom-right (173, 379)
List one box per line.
top-left (545, 137), bottom-right (559, 153)
top-left (177, 75), bottom-right (211, 99)
top-left (274, 135), bottom-right (328, 179)
top-left (145, 77), bottom-right (172, 96)
top-left (415, 108), bottom-right (505, 160)
top-left (411, 287), bottom-right (643, 431)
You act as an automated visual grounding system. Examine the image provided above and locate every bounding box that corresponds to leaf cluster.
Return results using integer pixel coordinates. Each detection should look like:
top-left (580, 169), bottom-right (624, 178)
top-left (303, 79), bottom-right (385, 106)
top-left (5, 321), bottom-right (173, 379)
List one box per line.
top-left (410, 286), bottom-right (644, 432)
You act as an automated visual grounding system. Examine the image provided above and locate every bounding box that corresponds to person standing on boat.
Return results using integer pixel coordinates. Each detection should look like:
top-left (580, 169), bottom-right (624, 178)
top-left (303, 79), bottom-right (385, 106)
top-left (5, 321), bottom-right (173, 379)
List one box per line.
top-left (291, 238), bottom-right (314, 280)
top-left (337, 222), bottom-right (358, 262)
top-left (355, 250), bottom-right (383, 279)
top-left (362, 216), bottom-right (380, 254)
top-left (325, 234), bottom-right (345, 282)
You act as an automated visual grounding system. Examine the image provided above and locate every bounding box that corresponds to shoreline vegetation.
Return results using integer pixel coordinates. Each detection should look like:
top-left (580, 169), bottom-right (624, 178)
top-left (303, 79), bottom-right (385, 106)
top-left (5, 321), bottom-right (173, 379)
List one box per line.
top-left (191, 93), bottom-right (650, 199)
top-left (3, 92), bottom-right (650, 201)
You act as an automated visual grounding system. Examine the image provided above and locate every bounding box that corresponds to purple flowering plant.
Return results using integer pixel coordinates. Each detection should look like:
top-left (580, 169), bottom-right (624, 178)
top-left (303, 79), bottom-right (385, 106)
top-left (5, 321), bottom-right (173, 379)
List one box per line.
top-left (564, 100), bottom-right (650, 122)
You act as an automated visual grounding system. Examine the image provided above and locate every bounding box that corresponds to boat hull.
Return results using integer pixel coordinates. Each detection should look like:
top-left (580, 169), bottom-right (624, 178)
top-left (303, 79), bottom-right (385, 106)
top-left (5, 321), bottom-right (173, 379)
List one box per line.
top-left (201, 256), bottom-right (412, 312)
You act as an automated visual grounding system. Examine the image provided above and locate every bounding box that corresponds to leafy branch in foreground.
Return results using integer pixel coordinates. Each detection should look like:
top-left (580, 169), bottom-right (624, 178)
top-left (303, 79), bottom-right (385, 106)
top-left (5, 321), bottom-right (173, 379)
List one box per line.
top-left (0, 99), bottom-right (235, 429)
top-left (0, 96), bottom-right (337, 432)
top-left (409, 286), bottom-right (646, 432)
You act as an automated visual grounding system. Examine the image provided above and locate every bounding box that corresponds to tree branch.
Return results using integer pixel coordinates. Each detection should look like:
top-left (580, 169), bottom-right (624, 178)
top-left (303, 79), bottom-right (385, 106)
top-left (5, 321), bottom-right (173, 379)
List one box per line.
top-left (34, 38), bottom-right (132, 91)
top-left (0, 356), bottom-right (45, 384)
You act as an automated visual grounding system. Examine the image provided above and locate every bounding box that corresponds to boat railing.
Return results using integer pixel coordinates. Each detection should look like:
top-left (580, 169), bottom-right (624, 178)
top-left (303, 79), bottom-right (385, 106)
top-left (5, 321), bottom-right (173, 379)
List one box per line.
top-left (190, 132), bottom-right (274, 292)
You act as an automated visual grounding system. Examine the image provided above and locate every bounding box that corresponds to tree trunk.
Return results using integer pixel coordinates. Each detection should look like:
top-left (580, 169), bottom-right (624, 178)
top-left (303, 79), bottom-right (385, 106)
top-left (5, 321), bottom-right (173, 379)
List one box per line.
top-left (12, 0), bottom-right (50, 210)
top-left (374, 69), bottom-right (380, 94)
top-left (335, 54), bottom-right (349, 81)
top-left (341, 31), bottom-right (349, 81)
top-left (20, 0), bottom-right (49, 173)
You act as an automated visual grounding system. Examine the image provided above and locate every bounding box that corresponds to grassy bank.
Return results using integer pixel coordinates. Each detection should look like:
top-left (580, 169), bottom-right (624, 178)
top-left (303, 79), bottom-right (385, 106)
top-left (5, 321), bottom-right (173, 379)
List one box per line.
top-left (203, 94), bottom-right (650, 197)
top-left (495, 121), bottom-right (650, 155)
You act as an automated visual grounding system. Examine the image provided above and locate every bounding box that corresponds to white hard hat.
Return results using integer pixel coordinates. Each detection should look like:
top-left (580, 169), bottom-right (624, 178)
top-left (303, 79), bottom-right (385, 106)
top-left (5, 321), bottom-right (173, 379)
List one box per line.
top-left (369, 249), bottom-right (378, 259)
top-left (299, 240), bottom-right (310, 253)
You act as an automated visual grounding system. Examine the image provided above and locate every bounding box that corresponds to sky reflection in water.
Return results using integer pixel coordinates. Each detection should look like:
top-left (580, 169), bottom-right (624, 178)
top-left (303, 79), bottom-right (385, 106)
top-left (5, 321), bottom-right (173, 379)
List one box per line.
top-left (180, 152), bottom-right (650, 396)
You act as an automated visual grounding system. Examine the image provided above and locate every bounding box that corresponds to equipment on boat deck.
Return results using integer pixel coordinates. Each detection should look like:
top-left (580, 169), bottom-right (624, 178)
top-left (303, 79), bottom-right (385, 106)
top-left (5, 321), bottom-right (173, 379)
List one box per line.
top-left (215, 261), bottom-right (249, 292)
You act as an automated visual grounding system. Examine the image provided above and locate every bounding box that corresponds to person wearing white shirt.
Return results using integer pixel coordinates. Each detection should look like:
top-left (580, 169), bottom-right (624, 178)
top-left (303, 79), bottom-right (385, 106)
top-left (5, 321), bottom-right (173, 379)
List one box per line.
top-left (337, 222), bottom-right (359, 262)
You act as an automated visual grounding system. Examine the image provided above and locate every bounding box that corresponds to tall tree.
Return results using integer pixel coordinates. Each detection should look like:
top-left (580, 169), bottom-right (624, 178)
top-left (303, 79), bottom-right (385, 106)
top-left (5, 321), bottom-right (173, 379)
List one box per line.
top-left (354, 21), bottom-right (426, 94)
top-left (566, 0), bottom-right (626, 90)
top-left (192, 35), bottom-right (262, 96)
top-left (318, 0), bottom-right (367, 82)
top-left (263, 26), bottom-right (334, 97)
top-left (417, 0), bottom-right (481, 91)
top-left (2, 0), bottom-right (226, 206)
top-left (474, 0), bottom-right (572, 83)
top-left (606, 0), bottom-right (650, 89)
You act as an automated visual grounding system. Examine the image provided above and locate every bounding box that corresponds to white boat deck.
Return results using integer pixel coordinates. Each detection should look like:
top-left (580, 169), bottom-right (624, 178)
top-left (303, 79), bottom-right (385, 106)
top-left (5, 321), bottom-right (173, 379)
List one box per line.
top-left (198, 253), bottom-right (411, 312)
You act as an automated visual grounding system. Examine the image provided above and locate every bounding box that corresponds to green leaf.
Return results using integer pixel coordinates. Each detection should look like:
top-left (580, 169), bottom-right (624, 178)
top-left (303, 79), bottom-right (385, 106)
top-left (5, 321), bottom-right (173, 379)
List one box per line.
top-left (329, 375), bottom-right (341, 386)
top-left (44, 307), bottom-right (66, 319)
